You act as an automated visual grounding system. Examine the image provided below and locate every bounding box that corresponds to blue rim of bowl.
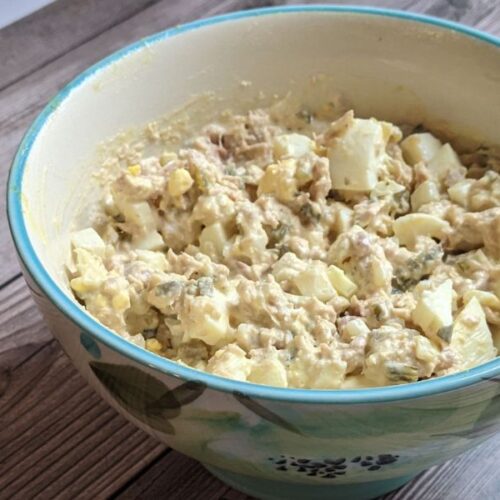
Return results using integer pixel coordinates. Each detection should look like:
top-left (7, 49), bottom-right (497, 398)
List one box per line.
top-left (7, 5), bottom-right (500, 404)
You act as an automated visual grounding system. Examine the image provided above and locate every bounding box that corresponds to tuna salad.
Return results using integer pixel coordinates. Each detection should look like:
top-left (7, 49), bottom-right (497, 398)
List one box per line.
top-left (68, 106), bottom-right (499, 389)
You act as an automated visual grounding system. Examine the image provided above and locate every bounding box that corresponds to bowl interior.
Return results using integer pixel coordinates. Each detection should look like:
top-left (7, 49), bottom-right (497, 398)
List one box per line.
top-left (16, 9), bottom-right (500, 320)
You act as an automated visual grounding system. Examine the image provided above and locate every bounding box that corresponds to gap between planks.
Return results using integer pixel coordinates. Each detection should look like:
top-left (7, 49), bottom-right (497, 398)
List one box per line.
top-left (0, 339), bottom-right (167, 499)
top-left (0, 0), bottom-right (164, 92)
top-left (1, 0), bottom-right (500, 499)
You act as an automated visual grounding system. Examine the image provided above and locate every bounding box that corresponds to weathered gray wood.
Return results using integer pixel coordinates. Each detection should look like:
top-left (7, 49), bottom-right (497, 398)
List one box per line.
top-left (0, 0), bottom-right (162, 91)
top-left (384, 433), bottom-right (500, 499)
top-left (220, 489), bottom-right (251, 500)
top-left (0, 339), bottom-right (166, 499)
top-left (0, 274), bottom-right (50, 371)
top-left (115, 450), bottom-right (231, 500)
top-left (0, 1), bottom-right (499, 499)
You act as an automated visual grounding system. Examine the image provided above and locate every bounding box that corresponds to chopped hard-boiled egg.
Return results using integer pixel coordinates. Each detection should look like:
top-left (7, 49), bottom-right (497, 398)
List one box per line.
top-left (248, 358), bottom-right (288, 387)
top-left (343, 318), bottom-right (370, 340)
top-left (273, 133), bottom-right (315, 159)
top-left (463, 290), bottom-right (500, 310)
top-left (258, 159), bottom-right (297, 202)
top-left (400, 132), bottom-right (442, 166)
top-left (145, 338), bottom-right (163, 354)
top-left (160, 152), bottom-right (178, 166)
top-left (427, 143), bottom-right (466, 185)
top-left (168, 168), bottom-right (194, 196)
top-left (127, 164), bottom-right (142, 176)
top-left (288, 348), bottom-right (347, 389)
top-left (120, 201), bottom-right (156, 229)
top-left (412, 280), bottom-right (453, 341)
top-left (135, 250), bottom-right (169, 272)
top-left (393, 213), bottom-right (450, 248)
top-left (199, 222), bottom-right (229, 260)
top-left (415, 335), bottom-right (440, 364)
top-left (380, 121), bottom-right (403, 143)
top-left (68, 104), bottom-right (499, 391)
top-left (332, 204), bottom-right (353, 235)
top-left (207, 345), bottom-right (252, 381)
top-left (448, 179), bottom-right (474, 208)
top-left (112, 289), bottom-right (131, 312)
top-left (294, 263), bottom-right (337, 302)
top-left (71, 228), bottom-right (106, 257)
top-left (328, 118), bottom-right (386, 191)
top-left (182, 291), bottom-right (231, 346)
top-left (71, 248), bottom-right (108, 291)
top-left (134, 230), bottom-right (165, 251)
top-left (327, 265), bottom-right (357, 297)
top-left (411, 180), bottom-right (440, 211)
top-left (371, 179), bottom-right (406, 200)
top-left (450, 297), bottom-right (497, 370)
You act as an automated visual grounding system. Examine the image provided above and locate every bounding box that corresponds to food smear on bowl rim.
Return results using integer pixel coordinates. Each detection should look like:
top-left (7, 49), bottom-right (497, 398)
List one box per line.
top-left (67, 99), bottom-right (500, 389)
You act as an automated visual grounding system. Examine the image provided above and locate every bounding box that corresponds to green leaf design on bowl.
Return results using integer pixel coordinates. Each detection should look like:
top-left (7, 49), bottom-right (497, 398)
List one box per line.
top-left (90, 361), bottom-right (206, 435)
top-left (430, 379), bottom-right (500, 440)
top-left (234, 392), bottom-right (303, 435)
top-left (80, 331), bottom-right (101, 359)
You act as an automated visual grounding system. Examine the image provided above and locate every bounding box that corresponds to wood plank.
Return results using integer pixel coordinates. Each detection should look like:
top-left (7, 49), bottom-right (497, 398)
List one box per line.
top-left (114, 450), bottom-right (231, 500)
top-left (220, 489), bottom-right (252, 500)
top-left (1, 1), bottom-right (499, 499)
top-left (0, 340), bottom-right (166, 500)
top-left (384, 433), bottom-right (500, 499)
top-left (0, 0), bottom-right (162, 91)
top-left (0, 0), bottom-right (252, 286)
top-left (0, 273), bottom-right (168, 499)
top-left (0, 275), bottom-right (51, 371)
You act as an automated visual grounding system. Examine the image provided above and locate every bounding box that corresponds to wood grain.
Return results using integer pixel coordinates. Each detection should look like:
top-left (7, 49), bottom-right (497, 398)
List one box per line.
top-left (115, 450), bottom-right (230, 500)
top-left (0, 273), bottom-right (50, 371)
top-left (0, 1), bottom-right (499, 499)
top-left (0, 338), bottom-right (166, 500)
top-left (385, 432), bottom-right (500, 500)
top-left (0, 0), bottom-right (163, 91)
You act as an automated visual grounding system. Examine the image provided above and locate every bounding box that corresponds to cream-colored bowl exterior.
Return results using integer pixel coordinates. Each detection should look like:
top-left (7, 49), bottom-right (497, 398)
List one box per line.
top-left (11, 8), bottom-right (500, 500)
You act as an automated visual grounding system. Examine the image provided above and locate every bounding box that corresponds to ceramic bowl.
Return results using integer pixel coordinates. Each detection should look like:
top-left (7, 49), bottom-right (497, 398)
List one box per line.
top-left (8, 6), bottom-right (500, 500)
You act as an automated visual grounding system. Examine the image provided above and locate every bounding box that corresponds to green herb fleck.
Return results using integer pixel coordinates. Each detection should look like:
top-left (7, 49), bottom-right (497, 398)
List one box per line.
top-left (142, 328), bottom-right (157, 340)
top-left (298, 203), bottom-right (321, 225)
top-left (386, 362), bottom-right (419, 382)
top-left (326, 190), bottom-right (343, 201)
top-left (392, 190), bottom-right (410, 215)
top-left (271, 223), bottom-right (289, 243)
top-left (392, 246), bottom-right (444, 292)
top-left (296, 109), bottom-right (313, 124)
top-left (437, 325), bottom-right (453, 343)
top-left (225, 166), bottom-right (238, 176)
top-left (156, 280), bottom-right (184, 298)
top-left (196, 277), bottom-right (214, 296)
top-left (277, 244), bottom-right (291, 258)
top-left (185, 282), bottom-right (198, 295)
top-left (373, 304), bottom-right (386, 321)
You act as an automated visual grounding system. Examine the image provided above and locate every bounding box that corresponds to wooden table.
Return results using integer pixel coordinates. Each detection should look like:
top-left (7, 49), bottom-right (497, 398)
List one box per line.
top-left (1, 1), bottom-right (499, 498)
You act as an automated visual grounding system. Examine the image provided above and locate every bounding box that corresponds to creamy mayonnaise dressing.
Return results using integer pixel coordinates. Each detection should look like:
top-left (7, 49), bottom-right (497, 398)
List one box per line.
top-left (68, 106), bottom-right (499, 388)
